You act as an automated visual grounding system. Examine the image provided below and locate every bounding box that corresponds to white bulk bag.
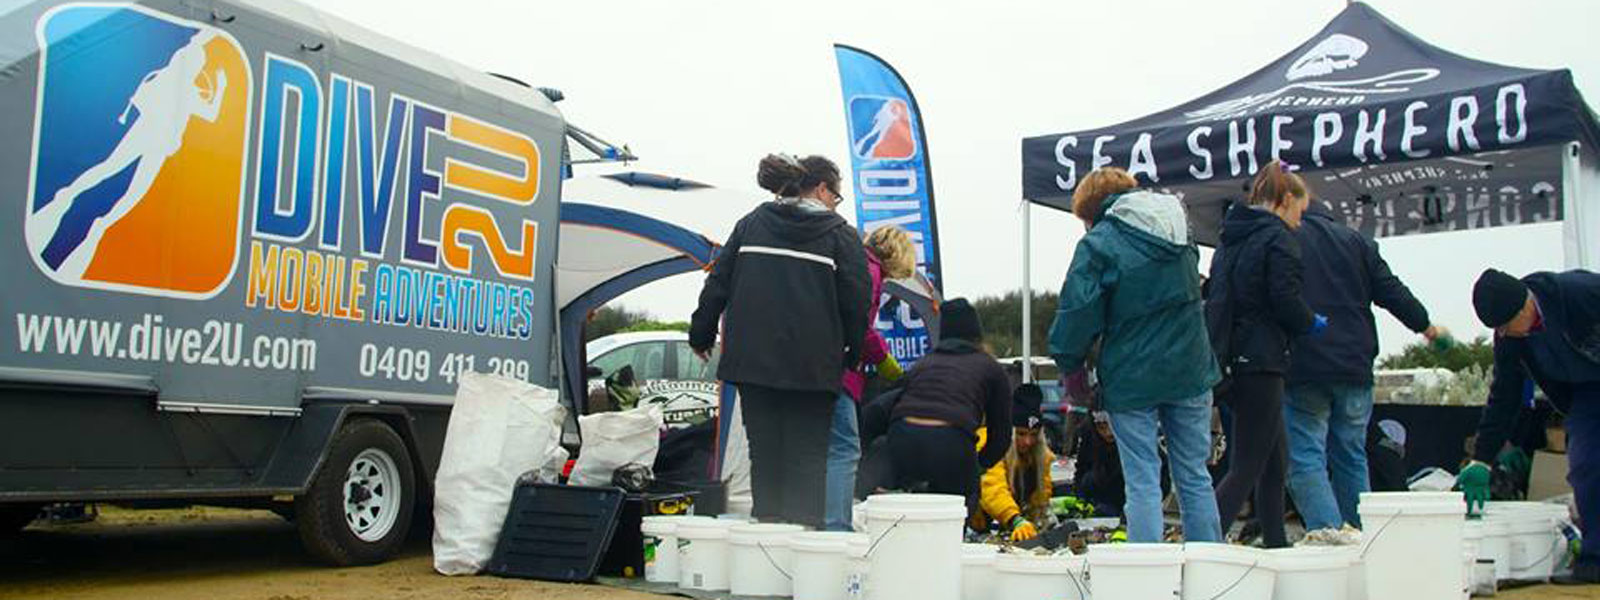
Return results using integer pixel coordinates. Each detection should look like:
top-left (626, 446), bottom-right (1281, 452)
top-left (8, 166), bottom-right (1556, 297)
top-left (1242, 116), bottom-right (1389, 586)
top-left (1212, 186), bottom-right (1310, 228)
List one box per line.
top-left (432, 372), bottom-right (565, 576)
top-left (568, 403), bottom-right (665, 487)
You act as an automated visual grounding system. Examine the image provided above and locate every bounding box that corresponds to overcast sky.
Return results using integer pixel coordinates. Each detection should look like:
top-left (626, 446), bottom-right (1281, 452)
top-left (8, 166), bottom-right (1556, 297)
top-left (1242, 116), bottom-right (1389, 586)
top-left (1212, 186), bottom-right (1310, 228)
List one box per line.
top-left (319, 0), bottom-right (1597, 359)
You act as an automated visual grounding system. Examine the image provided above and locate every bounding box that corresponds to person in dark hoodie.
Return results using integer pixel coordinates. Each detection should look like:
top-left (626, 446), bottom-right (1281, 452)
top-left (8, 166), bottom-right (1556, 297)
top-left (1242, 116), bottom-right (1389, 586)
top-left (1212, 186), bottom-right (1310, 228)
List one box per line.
top-left (1284, 202), bottom-right (1448, 532)
top-left (1049, 167), bottom-right (1222, 543)
top-left (1206, 161), bottom-right (1323, 548)
top-left (689, 153), bottom-right (871, 529)
top-left (1459, 267), bottom-right (1600, 585)
top-left (884, 298), bottom-right (1012, 512)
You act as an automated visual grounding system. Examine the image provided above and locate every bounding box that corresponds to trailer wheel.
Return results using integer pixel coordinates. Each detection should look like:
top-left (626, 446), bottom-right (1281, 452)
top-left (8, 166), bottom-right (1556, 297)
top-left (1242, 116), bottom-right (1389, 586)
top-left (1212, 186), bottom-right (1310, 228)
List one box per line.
top-left (295, 418), bottom-right (415, 565)
top-left (0, 504), bottom-right (41, 535)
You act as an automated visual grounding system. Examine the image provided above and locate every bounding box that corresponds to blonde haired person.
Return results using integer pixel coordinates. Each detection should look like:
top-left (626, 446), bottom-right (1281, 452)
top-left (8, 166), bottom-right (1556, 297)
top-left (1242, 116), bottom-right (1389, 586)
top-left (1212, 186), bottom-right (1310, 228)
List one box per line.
top-left (1048, 167), bottom-right (1222, 543)
top-left (865, 226), bottom-right (916, 280)
top-left (975, 384), bottom-right (1053, 540)
top-left (823, 224), bottom-right (916, 530)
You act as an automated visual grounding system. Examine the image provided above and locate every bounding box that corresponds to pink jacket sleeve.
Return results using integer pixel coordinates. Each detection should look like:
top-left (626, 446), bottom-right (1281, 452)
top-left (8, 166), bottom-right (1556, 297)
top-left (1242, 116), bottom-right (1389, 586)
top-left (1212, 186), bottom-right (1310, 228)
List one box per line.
top-left (859, 257), bottom-right (890, 367)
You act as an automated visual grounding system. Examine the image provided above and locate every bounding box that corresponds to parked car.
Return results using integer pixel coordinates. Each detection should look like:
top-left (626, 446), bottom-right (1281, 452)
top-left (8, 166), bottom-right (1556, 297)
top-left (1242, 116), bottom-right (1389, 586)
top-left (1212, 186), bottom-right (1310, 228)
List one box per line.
top-left (585, 332), bottom-right (720, 428)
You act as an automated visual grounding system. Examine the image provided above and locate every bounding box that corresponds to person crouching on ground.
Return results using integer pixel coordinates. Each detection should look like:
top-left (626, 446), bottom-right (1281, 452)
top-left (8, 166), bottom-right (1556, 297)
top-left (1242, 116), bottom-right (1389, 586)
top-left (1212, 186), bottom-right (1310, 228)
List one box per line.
top-left (974, 383), bottom-right (1054, 541)
top-left (1206, 160), bottom-right (1321, 548)
top-left (885, 298), bottom-right (1012, 512)
top-left (1047, 167), bottom-right (1223, 543)
top-left (825, 226), bottom-right (914, 531)
top-left (689, 153), bottom-right (871, 529)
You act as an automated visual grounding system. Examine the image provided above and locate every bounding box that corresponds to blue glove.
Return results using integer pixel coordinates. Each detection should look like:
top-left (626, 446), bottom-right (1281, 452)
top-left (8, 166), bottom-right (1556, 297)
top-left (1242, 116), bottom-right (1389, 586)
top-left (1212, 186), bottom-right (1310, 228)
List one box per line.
top-left (1309, 313), bottom-right (1329, 337)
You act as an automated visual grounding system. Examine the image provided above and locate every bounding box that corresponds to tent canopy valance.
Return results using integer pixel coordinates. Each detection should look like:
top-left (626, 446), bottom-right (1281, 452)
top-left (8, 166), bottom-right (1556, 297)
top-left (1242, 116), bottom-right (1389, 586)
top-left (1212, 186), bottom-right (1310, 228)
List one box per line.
top-left (1021, 2), bottom-right (1600, 248)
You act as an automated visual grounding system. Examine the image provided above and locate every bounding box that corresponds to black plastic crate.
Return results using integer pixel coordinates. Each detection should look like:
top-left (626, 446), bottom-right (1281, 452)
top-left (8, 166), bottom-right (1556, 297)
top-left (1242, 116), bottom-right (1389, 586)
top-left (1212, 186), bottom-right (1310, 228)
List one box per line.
top-left (598, 483), bottom-right (701, 577)
top-left (486, 483), bottom-right (626, 582)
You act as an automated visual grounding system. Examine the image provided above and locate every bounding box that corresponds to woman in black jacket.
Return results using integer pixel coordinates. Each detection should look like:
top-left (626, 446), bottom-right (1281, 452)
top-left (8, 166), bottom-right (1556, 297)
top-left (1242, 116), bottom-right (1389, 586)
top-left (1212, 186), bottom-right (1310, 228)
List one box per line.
top-left (689, 153), bottom-right (871, 529)
top-left (883, 298), bottom-right (1012, 511)
top-left (1206, 161), bottom-right (1323, 547)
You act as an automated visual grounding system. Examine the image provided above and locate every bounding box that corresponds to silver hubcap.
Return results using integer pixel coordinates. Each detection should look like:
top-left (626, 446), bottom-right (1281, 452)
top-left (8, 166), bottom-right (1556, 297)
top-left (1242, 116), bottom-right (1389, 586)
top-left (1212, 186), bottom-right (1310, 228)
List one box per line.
top-left (344, 448), bottom-right (401, 542)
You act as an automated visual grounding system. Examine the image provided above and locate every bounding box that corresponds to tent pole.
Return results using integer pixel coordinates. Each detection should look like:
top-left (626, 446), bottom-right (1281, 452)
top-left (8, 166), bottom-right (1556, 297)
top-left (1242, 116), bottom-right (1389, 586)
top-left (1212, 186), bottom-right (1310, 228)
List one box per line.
top-left (1021, 199), bottom-right (1033, 384)
top-left (1564, 142), bottom-right (1591, 270)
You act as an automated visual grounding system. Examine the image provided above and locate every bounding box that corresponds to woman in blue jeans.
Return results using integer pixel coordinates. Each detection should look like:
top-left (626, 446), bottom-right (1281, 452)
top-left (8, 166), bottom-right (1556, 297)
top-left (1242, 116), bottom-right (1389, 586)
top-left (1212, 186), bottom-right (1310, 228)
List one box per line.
top-left (824, 227), bottom-right (913, 531)
top-left (1048, 168), bottom-right (1223, 543)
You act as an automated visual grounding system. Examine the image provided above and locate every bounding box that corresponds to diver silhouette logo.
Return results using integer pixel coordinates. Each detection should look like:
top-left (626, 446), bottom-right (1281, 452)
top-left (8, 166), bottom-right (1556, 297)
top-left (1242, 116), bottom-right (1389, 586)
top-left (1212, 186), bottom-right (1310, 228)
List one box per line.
top-left (26, 4), bottom-right (251, 298)
top-left (848, 96), bottom-right (917, 161)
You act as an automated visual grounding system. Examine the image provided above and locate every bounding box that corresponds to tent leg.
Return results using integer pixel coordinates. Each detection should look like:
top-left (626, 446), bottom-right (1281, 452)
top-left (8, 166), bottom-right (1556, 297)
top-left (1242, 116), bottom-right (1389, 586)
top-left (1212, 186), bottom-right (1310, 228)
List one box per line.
top-left (1021, 200), bottom-right (1033, 384)
top-left (1563, 142), bottom-right (1591, 270)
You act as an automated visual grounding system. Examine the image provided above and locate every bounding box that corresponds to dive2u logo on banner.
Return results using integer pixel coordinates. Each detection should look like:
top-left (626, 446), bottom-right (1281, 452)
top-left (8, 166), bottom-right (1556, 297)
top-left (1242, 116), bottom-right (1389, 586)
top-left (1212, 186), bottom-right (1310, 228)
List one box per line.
top-left (25, 4), bottom-right (251, 299)
top-left (849, 96), bottom-right (917, 161)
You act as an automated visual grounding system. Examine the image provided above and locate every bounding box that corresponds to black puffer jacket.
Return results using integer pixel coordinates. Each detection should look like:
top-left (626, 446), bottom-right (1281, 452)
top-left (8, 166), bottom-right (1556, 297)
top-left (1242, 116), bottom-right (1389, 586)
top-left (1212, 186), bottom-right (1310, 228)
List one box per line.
top-left (1206, 204), bottom-right (1316, 376)
top-left (689, 201), bottom-right (871, 393)
top-left (888, 338), bottom-right (1013, 469)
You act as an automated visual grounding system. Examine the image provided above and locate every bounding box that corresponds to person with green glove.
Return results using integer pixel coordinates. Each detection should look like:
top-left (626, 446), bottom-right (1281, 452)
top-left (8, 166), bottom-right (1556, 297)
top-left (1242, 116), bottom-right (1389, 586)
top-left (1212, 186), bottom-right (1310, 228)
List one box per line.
top-left (1459, 268), bottom-right (1600, 585)
top-left (975, 384), bottom-right (1054, 542)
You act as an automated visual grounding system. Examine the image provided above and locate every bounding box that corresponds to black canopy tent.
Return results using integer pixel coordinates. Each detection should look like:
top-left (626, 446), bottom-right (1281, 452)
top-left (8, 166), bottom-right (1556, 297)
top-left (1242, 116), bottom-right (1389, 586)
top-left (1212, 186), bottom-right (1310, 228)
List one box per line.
top-left (1021, 2), bottom-right (1600, 261)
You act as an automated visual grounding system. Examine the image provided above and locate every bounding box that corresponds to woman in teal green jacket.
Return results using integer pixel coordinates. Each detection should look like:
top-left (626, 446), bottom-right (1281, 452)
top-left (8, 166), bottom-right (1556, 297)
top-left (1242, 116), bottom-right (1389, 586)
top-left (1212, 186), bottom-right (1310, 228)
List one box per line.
top-left (1048, 167), bottom-right (1222, 543)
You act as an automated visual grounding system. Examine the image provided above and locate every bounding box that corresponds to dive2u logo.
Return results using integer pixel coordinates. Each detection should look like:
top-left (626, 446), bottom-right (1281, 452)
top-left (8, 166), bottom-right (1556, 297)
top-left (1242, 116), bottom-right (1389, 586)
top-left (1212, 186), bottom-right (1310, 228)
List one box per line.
top-left (25, 4), bottom-right (252, 299)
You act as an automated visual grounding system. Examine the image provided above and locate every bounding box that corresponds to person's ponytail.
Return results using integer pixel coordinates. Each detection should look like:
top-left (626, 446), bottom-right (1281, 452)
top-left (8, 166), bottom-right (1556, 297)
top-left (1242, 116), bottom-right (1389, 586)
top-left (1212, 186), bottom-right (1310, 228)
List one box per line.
top-left (757, 153), bottom-right (842, 198)
top-left (1248, 160), bottom-right (1307, 208)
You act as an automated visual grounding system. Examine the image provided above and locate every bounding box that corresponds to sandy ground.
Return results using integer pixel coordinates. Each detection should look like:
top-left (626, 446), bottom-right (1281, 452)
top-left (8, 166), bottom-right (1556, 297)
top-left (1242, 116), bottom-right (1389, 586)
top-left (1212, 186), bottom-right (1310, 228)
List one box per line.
top-left (0, 506), bottom-right (658, 600)
top-left (0, 506), bottom-right (1591, 599)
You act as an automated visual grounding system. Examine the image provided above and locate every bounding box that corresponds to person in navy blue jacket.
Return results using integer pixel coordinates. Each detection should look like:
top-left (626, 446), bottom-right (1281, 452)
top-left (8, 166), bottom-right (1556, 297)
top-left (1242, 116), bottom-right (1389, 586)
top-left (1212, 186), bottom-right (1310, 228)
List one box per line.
top-left (1283, 204), bottom-right (1447, 532)
top-left (1459, 268), bottom-right (1600, 585)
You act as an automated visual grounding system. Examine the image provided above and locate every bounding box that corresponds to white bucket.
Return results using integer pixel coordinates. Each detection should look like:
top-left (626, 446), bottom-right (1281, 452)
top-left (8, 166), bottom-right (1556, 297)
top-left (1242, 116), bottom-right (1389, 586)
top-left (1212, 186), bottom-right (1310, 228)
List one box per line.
top-left (1270, 547), bottom-right (1352, 600)
top-left (845, 532), bottom-right (871, 600)
top-left (1487, 502), bottom-right (1565, 582)
top-left (1356, 492), bottom-right (1466, 600)
top-left (961, 544), bottom-right (999, 600)
top-left (641, 515), bottom-right (708, 584)
top-left (1183, 543), bottom-right (1275, 600)
top-left (1478, 514), bottom-right (1513, 581)
top-left (1484, 508), bottom-right (1561, 582)
top-left (862, 494), bottom-right (966, 600)
top-left (791, 532), bottom-right (861, 600)
top-left (1461, 518), bottom-right (1484, 595)
top-left (729, 523), bottom-right (805, 597)
top-left (1088, 543), bottom-right (1183, 600)
top-left (994, 552), bottom-right (1090, 600)
top-left (1348, 555), bottom-right (1368, 600)
top-left (677, 518), bottom-right (736, 591)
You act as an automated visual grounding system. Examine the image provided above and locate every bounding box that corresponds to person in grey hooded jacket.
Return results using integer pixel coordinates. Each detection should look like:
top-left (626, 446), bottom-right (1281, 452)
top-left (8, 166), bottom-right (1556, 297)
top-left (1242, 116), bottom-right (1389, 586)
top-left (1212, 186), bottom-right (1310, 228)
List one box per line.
top-left (1049, 167), bottom-right (1222, 543)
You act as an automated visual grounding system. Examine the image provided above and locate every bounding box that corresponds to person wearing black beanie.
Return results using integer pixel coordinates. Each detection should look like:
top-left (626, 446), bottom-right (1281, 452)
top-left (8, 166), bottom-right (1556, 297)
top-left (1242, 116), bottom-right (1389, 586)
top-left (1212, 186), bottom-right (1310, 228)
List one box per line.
top-left (1472, 268), bottom-right (1532, 331)
top-left (972, 383), bottom-right (1056, 541)
top-left (1459, 267), bottom-right (1600, 585)
top-left (882, 297), bottom-right (1013, 514)
top-left (939, 298), bottom-right (983, 343)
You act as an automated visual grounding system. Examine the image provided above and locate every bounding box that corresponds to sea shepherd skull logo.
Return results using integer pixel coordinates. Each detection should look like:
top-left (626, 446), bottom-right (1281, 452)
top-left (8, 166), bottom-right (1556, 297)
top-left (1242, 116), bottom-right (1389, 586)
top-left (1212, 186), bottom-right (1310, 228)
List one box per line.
top-left (1286, 34), bottom-right (1368, 80)
top-left (1183, 33), bottom-right (1438, 123)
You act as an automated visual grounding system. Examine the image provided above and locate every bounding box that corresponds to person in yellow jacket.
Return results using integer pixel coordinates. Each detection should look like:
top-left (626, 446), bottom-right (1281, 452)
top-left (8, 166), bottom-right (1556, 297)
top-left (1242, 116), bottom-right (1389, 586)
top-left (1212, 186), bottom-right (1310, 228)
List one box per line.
top-left (974, 384), bottom-right (1054, 541)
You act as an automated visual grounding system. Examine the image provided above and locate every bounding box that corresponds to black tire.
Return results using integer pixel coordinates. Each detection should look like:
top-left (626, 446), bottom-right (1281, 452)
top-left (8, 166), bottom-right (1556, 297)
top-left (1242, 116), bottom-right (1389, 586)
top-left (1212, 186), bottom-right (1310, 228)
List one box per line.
top-left (294, 418), bottom-right (415, 566)
top-left (0, 504), bottom-right (41, 535)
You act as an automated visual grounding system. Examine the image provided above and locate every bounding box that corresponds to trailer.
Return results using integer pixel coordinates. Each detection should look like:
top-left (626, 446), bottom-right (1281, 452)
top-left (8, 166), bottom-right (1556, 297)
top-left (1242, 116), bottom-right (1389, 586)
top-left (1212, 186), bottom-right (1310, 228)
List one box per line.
top-left (0, 0), bottom-right (567, 565)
